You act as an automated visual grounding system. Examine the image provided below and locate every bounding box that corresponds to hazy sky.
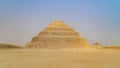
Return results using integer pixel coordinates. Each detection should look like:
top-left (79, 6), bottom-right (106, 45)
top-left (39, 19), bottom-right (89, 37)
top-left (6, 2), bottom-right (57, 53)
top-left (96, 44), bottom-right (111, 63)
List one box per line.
top-left (0, 0), bottom-right (120, 45)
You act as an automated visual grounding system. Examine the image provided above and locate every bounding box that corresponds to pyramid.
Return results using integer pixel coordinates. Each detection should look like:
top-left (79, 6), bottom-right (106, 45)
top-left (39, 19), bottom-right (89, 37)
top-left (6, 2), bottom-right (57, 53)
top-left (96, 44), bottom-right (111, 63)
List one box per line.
top-left (25, 20), bottom-right (89, 48)
top-left (92, 42), bottom-right (103, 48)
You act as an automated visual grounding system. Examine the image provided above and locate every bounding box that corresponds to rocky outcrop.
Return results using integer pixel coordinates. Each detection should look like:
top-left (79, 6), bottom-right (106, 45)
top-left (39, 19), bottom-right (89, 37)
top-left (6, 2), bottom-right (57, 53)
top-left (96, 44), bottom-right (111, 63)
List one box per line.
top-left (25, 20), bottom-right (89, 48)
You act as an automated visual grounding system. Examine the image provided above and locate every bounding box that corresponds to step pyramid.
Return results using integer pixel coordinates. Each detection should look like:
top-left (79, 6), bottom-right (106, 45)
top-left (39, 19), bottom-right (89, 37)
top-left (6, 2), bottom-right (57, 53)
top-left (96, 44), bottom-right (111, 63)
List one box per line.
top-left (25, 20), bottom-right (89, 48)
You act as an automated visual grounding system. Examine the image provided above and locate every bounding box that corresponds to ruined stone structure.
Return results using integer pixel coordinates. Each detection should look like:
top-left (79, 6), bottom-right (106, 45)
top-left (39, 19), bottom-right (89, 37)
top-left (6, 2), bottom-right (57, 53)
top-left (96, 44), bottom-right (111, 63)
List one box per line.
top-left (25, 20), bottom-right (89, 48)
top-left (92, 42), bottom-right (103, 48)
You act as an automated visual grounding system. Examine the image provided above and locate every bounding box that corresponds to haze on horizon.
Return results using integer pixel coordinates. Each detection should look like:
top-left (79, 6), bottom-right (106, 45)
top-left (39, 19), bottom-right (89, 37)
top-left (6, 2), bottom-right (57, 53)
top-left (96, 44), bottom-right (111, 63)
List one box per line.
top-left (0, 0), bottom-right (120, 45)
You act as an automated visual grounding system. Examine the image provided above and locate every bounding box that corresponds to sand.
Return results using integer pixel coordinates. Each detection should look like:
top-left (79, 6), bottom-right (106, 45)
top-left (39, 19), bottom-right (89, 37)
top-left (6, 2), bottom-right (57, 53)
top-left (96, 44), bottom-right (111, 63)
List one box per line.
top-left (0, 48), bottom-right (120, 68)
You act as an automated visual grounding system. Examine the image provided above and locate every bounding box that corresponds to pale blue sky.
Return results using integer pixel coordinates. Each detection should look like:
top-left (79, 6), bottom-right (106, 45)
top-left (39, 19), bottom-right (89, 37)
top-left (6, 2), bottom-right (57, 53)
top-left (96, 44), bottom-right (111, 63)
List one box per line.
top-left (0, 0), bottom-right (120, 45)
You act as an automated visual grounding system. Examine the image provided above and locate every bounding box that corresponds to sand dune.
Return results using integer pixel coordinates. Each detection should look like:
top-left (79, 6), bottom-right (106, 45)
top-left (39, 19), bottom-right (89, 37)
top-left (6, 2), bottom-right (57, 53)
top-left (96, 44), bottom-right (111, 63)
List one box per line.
top-left (0, 48), bottom-right (120, 68)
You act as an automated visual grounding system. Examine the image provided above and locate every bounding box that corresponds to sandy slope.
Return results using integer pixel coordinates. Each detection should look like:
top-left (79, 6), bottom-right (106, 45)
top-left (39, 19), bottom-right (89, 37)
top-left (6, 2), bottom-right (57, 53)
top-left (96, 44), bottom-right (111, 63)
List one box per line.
top-left (0, 48), bottom-right (120, 68)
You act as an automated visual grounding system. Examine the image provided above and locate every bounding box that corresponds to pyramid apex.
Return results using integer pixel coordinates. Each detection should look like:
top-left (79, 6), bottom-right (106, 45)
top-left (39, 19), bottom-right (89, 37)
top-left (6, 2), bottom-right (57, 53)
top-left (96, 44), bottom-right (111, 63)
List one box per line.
top-left (52, 20), bottom-right (64, 23)
top-left (93, 42), bottom-right (102, 46)
top-left (48, 20), bottom-right (69, 28)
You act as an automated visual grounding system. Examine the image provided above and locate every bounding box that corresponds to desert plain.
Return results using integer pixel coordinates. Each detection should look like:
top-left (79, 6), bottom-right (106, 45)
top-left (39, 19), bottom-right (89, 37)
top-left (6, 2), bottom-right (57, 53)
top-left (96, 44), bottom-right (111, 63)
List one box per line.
top-left (0, 48), bottom-right (120, 68)
top-left (0, 21), bottom-right (120, 68)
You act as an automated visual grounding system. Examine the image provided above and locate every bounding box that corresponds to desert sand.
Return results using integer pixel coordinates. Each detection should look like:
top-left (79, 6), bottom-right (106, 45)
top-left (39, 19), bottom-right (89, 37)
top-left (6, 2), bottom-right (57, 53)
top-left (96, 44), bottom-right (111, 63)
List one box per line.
top-left (0, 48), bottom-right (120, 68)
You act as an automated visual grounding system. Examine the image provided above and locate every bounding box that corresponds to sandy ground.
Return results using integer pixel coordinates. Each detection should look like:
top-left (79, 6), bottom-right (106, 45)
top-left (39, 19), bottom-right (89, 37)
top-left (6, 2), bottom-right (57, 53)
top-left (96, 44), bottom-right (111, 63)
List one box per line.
top-left (0, 48), bottom-right (120, 68)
